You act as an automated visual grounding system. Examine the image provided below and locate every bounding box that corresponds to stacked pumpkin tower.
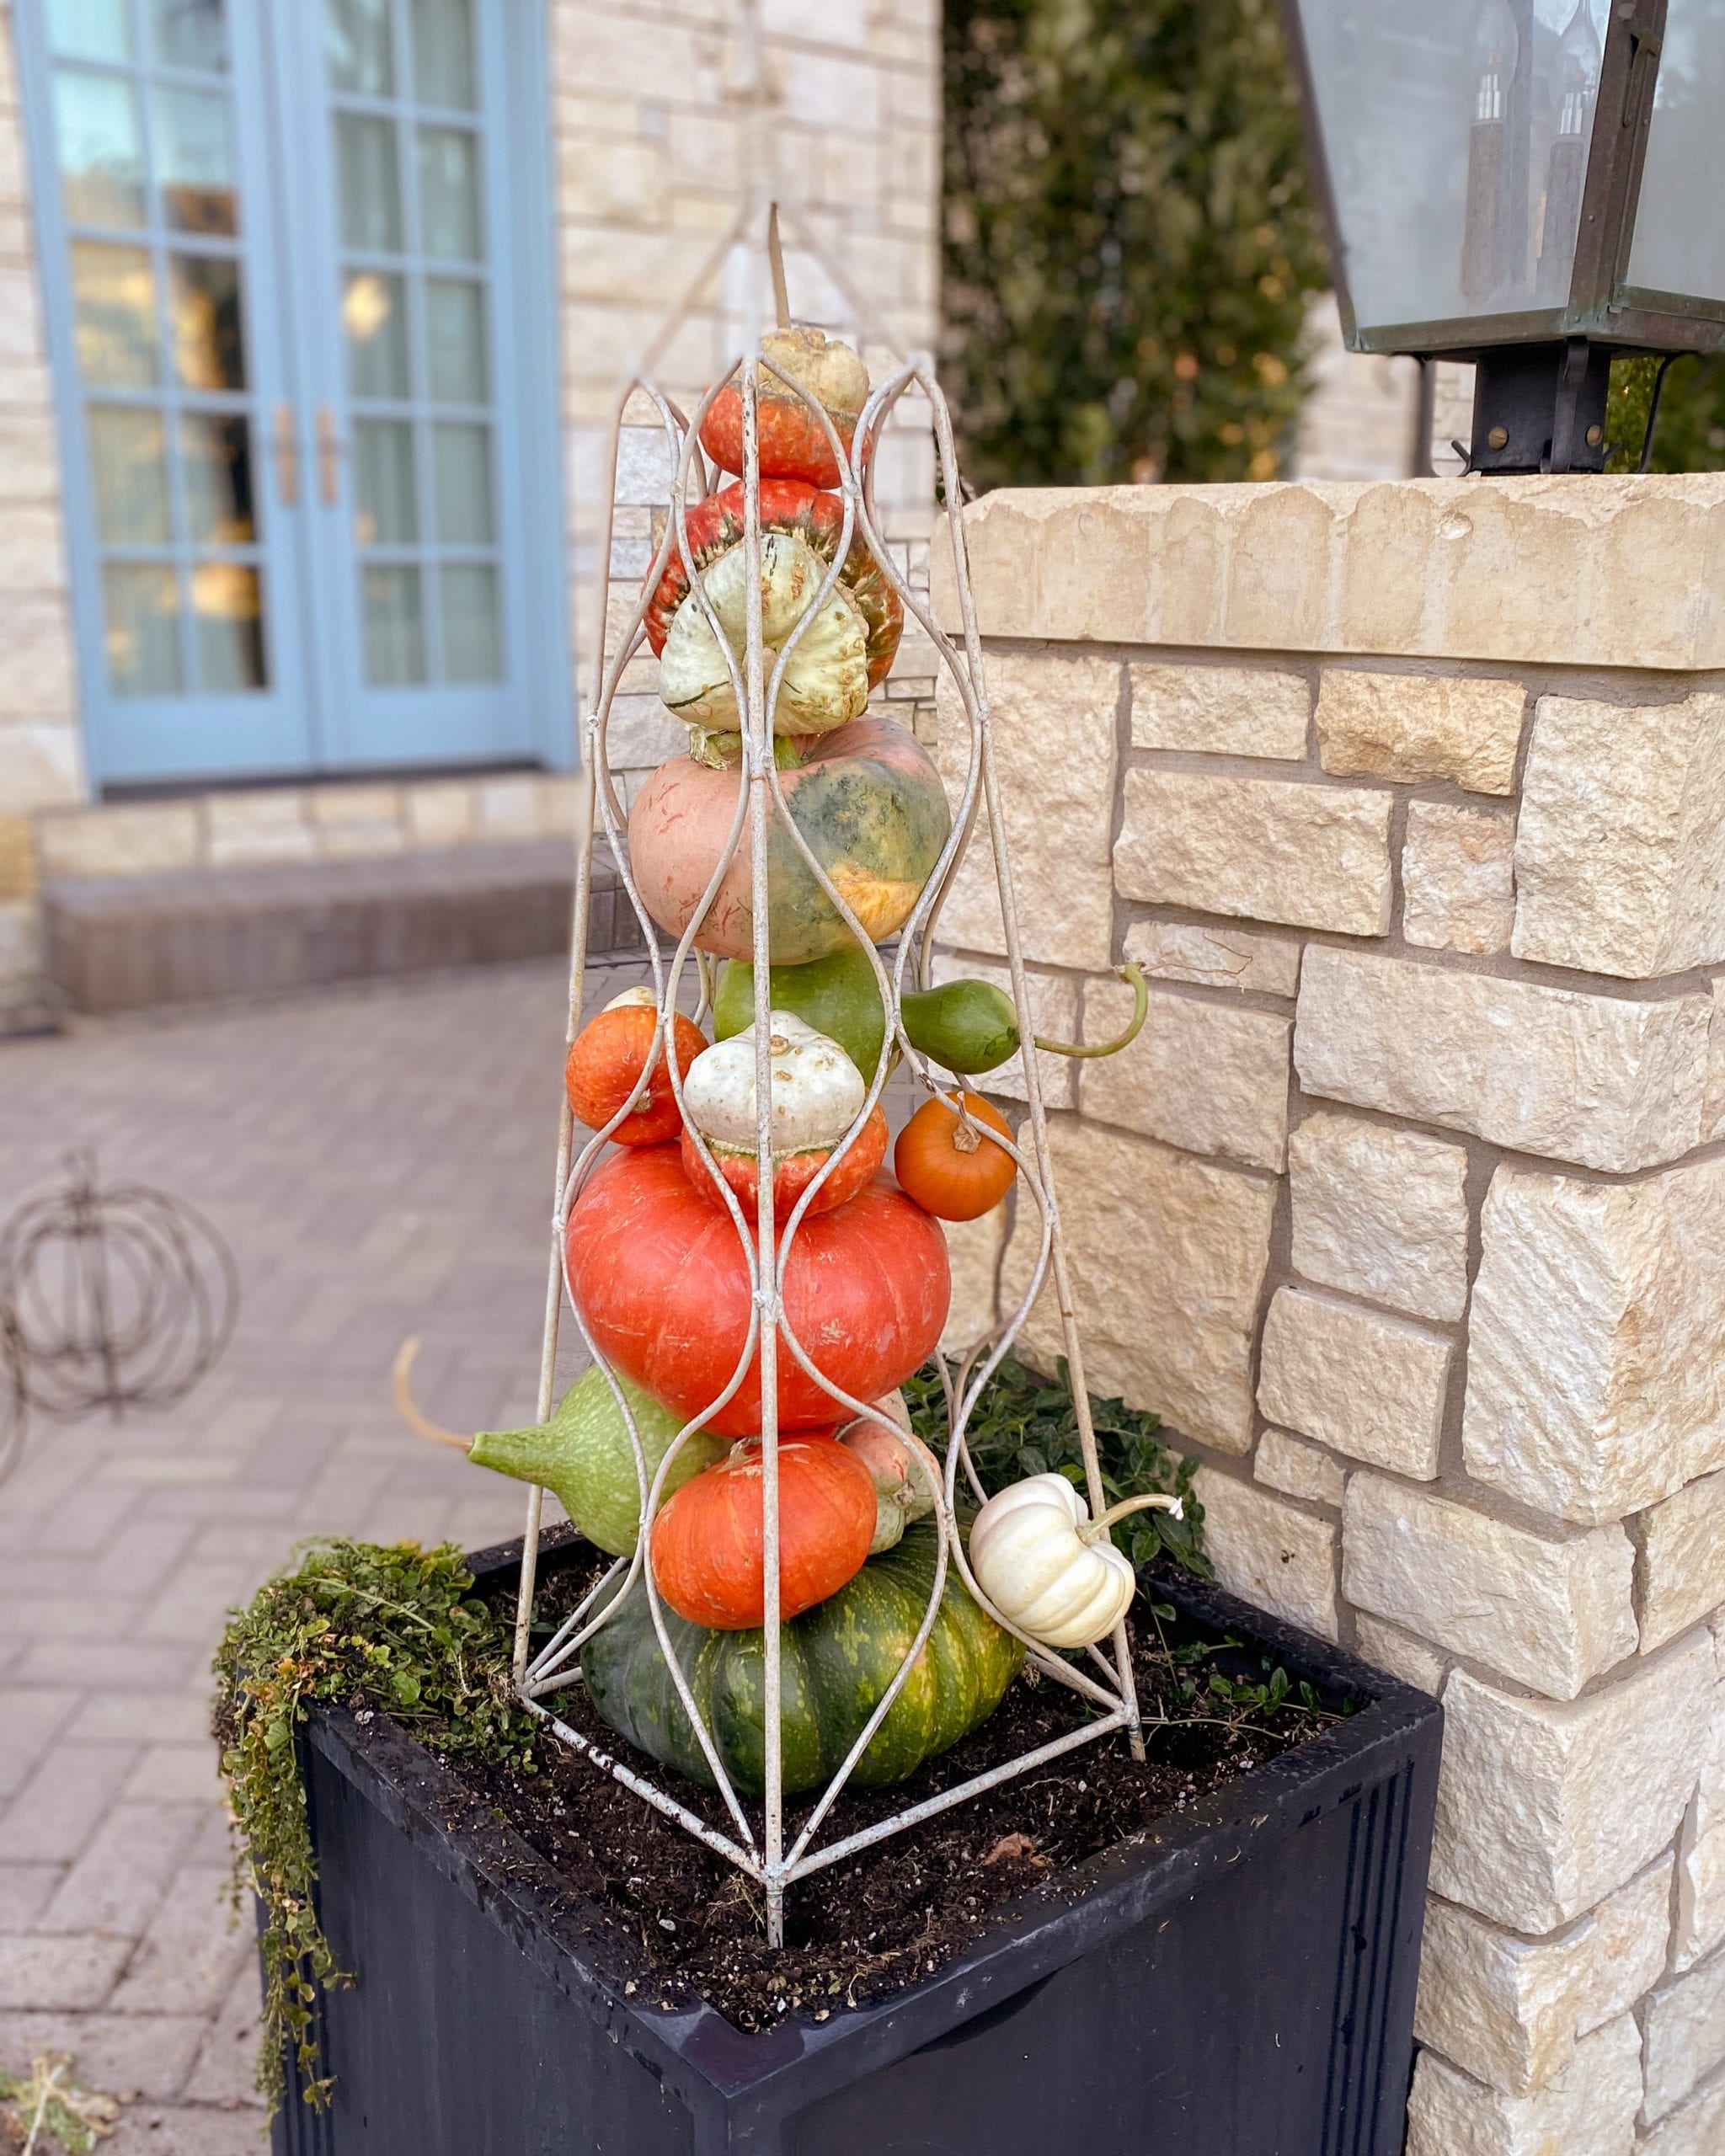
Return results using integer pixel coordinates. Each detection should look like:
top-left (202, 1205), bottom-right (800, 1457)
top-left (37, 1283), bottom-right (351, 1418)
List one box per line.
top-left (399, 272), bottom-right (1173, 1944)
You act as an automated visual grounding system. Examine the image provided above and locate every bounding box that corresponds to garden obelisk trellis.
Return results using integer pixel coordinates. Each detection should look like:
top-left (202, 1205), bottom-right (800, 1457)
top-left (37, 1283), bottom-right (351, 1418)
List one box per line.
top-left (510, 201), bottom-right (1160, 1949)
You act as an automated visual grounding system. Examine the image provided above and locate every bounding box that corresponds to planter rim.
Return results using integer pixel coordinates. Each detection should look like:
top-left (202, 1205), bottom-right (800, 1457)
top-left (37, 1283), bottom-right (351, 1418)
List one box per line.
top-left (296, 1526), bottom-right (1441, 2135)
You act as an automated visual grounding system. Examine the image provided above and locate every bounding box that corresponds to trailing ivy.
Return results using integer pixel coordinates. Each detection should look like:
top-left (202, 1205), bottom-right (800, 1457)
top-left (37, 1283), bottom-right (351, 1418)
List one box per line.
top-left (943, 0), bottom-right (1327, 490)
top-left (211, 1540), bottom-right (537, 2118)
top-left (904, 1354), bottom-right (1208, 1580)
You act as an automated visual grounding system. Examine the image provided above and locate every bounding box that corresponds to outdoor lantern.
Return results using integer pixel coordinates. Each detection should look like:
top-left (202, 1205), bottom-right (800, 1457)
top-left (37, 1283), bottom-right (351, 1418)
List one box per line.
top-left (1281, 0), bottom-right (1725, 472)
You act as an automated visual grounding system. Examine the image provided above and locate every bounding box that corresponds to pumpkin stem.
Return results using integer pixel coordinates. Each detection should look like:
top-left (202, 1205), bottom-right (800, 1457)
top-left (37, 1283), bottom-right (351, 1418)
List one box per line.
top-left (766, 201), bottom-right (792, 332)
top-left (1034, 963), bottom-right (1149, 1060)
top-left (952, 1113), bottom-right (982, 1155)
top-left (391, 1337), bottom-right (474, 1453)
top-left (1078, 1491), bottom-right (1184, 1544)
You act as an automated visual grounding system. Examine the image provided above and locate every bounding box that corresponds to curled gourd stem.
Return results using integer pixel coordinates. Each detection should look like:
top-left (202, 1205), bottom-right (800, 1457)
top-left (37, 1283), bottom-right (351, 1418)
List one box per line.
top-left (1033, 962), bottom-right (1148, 1060)
top-left (391, 1337), bottom-right (473, 1453)
top-left (1076, 1490), bottom-right (1184, 1547)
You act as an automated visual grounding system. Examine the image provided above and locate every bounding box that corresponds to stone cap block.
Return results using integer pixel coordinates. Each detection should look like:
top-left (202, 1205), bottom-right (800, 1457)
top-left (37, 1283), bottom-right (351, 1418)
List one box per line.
top-left (932, 474), bottom-right (1725, 674)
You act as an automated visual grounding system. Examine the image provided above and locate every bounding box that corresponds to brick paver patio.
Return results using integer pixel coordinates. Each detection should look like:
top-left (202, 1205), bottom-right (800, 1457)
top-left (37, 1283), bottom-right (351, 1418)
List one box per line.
top-left (0, 958), bottom-right (640, 2152)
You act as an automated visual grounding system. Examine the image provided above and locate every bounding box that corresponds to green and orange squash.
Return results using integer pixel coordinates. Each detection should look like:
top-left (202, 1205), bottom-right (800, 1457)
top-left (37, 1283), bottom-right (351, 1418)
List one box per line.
top-left (626, 713), bottom-right (950, 965)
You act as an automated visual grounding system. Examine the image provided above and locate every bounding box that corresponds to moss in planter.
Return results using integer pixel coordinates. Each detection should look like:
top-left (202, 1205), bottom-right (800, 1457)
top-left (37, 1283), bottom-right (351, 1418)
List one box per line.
top-left (211, 1539), bottom-right (538, 2117)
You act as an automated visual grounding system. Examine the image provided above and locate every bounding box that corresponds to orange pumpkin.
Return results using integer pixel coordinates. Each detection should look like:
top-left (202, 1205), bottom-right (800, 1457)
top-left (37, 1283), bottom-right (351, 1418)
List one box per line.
top-left (698, 326), bottom-right (869, 490)
top-left (649, 1432), bottom-right (877, 1627)
top-left (564, 1145), bottom-right (949, 1437)
top-left (565, 990), bottom-right (707, 1146)
top-left (681, 1102), bottom-right (889, 1219)
top-left (893, 1092), bottom-right (1017, 1222)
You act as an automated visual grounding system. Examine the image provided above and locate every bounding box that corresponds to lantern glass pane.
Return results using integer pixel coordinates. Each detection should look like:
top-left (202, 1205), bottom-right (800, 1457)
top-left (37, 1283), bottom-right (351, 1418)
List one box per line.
top-left (1293, 0), bottom-right (1605, 334)
top-left (1626, 0), bottom-right (1725, 303)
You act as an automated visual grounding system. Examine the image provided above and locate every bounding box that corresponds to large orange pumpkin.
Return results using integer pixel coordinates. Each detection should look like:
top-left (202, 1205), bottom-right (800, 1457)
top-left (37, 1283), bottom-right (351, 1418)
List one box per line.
top-left (649, 1433), bottom-right (876, 1627)
top-left (644, 478), bottom-right (901, 691)
top-left (564, 1144), bottom-right (950, 1438)
top-left (625, 714), bottom-right (950, 965)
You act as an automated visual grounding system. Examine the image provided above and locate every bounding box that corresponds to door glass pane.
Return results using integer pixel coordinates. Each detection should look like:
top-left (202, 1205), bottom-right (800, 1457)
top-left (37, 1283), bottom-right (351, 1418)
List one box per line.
top-left (432, 421), bottom-right (490, 542)
top-left (441, 563), bottom-right (498, 681)
top-left (146, 0), bottom-right (228, 73)
top-left (362, 565), bottom-right (426, 682)
top-left (336, 114), bottom-right (402, 251)
top-left (153, 87), bottom-right (237, 234)
top-left (54, 69), bottom-right (145, 227)
top-left (48, 0), bottom-right (131, 63)
top-left (424, 276), bottom-right (485, 401)
top-left (88, 406), bottom-right (170, 542)
top-left (416, 126), bottom-right (480, 259)
top-left (192, 561), bottom-right (264, 689)
top-left (104, 563), bottom-right (182, 694)
top-left (180, 412), bottom-right (254, 542)
top-left (169, 252), bottom-right (244, 387)
top-left (72, 242), bottom-right (159, 384)
top-left (344, 270), bottom-right (409, 397)
top-left (354, 418), bottom-right (417, 542)
top-left (411, 0), bottom-right (475, 110)
top-left (326, 0), bottom-right (394, 97)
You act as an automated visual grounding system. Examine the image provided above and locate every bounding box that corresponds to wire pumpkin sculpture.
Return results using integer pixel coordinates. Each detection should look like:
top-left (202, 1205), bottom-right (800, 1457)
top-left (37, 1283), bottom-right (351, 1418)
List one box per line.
top-left (511, 202), bottom-right (1153, 1950)
top-left (0, 1152), bottom-right (238, 1488)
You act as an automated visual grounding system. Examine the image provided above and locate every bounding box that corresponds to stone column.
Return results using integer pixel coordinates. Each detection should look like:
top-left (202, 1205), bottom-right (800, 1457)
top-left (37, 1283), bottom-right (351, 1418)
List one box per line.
top-left (933, 474), bottom-right (1725, 2156)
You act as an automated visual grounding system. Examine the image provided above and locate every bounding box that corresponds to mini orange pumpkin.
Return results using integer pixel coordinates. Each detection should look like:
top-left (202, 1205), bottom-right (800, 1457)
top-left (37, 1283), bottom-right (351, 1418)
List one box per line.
top-left (699, 325), bottom-right (869, 489)
top-left (893, 1092), bottom-right (1017, 1222)
top-left (649, 1431), bottom-right (877, 1628)
top-left (564, 988), bottom-right (707, 1146)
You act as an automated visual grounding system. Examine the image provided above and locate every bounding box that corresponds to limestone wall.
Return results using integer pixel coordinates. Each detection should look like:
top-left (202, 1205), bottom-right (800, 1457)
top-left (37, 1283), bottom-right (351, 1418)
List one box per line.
top-left (935, 472), bottom-right (1725, 2156)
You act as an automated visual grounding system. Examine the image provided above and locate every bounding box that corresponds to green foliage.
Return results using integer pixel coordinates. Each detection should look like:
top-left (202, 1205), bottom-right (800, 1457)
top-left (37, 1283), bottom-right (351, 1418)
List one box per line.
top-left (1143, 1604), bottom-right (1343, 1727)
top-left (943, 0), bottom-right (1327, 490)
top-left (211, 1540), bottom-right (537, 2118)
top-left (903, 1353), bottom-right (1209, 1580)
top-left (1606, 352), bottom-right (1725, 475)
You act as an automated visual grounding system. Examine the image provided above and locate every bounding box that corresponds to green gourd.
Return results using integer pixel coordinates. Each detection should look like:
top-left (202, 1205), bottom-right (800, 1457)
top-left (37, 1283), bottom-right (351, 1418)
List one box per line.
top-left (715, 948), bottom-right (1021, 1081)
top-left (468, 1368), bottom-right (727, 1560)
top-left (901, 979), bottom-right (1021, 1076)
top-left (583, 1522), bottom-right (1023, 1795)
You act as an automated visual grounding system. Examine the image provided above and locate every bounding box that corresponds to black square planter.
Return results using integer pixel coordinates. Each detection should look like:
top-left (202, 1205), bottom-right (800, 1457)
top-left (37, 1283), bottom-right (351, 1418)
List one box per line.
top-left (272, 1530), bottom-right (1441, 2156)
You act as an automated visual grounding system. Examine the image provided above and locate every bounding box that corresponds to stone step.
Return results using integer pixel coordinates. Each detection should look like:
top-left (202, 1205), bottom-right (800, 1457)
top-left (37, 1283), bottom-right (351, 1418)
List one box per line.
top-left (44, 839), bottom-right (644, 1014)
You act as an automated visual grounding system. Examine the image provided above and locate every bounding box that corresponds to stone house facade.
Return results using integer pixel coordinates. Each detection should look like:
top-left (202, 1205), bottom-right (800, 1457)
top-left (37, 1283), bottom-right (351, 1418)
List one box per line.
top-left (934, 472), bottom-right (1725, 2156)
top-left (0, 0), bottom-right (942, 1027)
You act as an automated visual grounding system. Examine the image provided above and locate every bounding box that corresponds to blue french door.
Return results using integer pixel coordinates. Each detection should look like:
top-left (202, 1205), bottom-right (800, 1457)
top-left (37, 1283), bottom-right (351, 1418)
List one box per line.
top-left (18, 0), bottom-right (567, 787)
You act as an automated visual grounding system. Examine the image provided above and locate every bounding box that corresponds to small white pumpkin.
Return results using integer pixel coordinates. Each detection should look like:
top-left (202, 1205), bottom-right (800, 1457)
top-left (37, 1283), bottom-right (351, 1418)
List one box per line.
top-left (681, 1009), bottom-right (862, 1158)
top-left (836, 1390), bottom-right (937, 1554)
top-left (968, 1472), bottom-right (1183, 1650)
top-left (657, 530), bottom-right (869, 741)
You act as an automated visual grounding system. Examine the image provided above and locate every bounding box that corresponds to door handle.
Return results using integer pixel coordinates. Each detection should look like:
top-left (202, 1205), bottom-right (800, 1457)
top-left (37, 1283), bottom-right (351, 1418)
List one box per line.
top-left (273, 403), bottom-right (298, 505)
top-left (316, 405), bottom-right (345, 506)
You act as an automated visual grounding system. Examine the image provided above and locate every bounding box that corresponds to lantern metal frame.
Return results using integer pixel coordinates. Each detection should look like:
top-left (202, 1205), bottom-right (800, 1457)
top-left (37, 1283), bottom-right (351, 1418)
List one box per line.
top-left (505, 203), bottom-right (1163, 1951)
top-left (1281, 0), bottom-right (1725, 472)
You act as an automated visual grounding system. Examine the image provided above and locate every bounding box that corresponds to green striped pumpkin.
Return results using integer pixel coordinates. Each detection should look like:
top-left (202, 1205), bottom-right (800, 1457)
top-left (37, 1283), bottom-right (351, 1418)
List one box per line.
top-left (583, 1523), bottom-right (1023, 1796)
